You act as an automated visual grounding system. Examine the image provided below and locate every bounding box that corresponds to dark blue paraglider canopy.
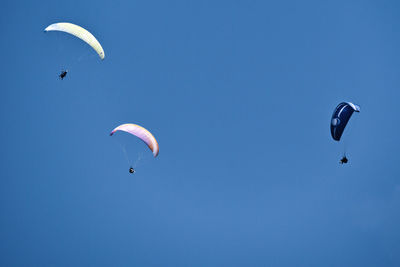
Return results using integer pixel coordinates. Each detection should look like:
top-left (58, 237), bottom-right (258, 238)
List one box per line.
top-left (330, 102), bottom-right (360, 141)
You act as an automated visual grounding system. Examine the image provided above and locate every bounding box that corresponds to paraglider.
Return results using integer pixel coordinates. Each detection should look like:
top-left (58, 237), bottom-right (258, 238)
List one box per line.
top-left (59, 70), bottom-right (68, 80)
top-left (110, 123), bottom-right (159, 173)
top-left (330, 102), bottom-right (360, 164)
top-left (44, 22), bottom-right (105, 60)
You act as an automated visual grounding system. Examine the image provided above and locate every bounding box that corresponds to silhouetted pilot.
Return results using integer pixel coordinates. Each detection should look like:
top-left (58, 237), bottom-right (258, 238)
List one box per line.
top-left (340, 156), bottom-right (348, 164)
top-left (59, 70), bottom-right (68, 80)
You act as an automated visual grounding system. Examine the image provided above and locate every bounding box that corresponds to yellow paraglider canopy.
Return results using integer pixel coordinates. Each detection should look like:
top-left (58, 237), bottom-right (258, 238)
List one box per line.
top-left (45, 22), bottom-right (105, 60)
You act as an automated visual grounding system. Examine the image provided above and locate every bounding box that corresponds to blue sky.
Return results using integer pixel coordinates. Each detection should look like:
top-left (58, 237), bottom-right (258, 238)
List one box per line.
top-left (1, 0), bottom-right (400, 266)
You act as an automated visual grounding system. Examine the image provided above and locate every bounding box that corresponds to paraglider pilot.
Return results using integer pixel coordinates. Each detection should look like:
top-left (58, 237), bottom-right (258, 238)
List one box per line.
top-left (59, 70), bottom-right (68, 80)
top-left (340, 156), bottom-right (348, 164)
top-left (129, 167), bottom-right (135, 174)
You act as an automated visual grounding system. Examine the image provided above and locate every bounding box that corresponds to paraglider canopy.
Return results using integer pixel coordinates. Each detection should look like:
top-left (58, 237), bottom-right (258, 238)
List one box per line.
top-left (330, 102), bottom-right (360, 141)
top-left (110, 123), bottom-right (159, 157)
top-left (45, 22), bottom-right (105, 60)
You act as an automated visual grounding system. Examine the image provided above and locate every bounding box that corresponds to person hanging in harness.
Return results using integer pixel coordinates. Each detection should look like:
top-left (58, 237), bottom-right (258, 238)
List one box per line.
top-left (340, 156), bottom-right (348, 164)
top-left (129, 167), bottom-right (135, 173)
top-left (59, 70), bottom-right (68, 80)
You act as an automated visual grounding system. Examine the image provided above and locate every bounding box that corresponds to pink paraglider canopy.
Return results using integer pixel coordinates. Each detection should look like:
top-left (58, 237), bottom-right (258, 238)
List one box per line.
top-left (110, 123), bottom-right (159, 157)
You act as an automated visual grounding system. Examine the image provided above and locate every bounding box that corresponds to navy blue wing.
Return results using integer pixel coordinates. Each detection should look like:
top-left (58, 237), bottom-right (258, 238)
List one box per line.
top-left (330, 102), bottom-right (360, 141)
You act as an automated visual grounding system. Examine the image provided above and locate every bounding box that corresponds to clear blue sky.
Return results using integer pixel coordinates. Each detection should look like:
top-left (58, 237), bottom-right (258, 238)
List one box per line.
top-left (1, 0), bottom-right (400, 266)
